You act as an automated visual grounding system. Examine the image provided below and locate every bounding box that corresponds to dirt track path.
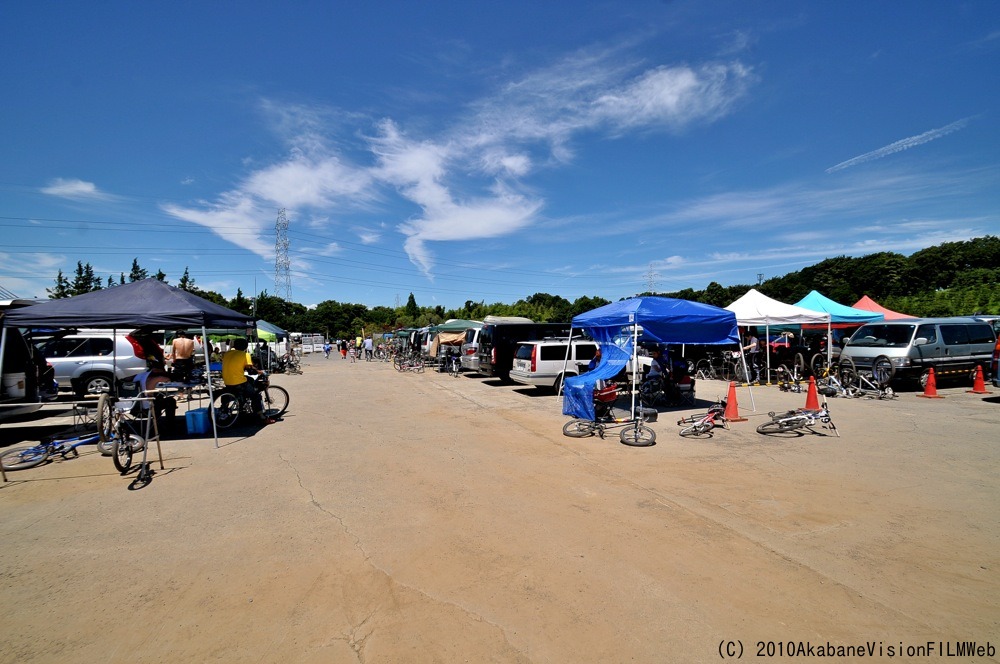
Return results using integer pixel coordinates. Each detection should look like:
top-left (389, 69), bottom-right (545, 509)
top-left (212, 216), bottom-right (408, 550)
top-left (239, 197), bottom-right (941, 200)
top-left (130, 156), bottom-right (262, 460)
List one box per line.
top-left (1, 356), bottom-right (997, 662)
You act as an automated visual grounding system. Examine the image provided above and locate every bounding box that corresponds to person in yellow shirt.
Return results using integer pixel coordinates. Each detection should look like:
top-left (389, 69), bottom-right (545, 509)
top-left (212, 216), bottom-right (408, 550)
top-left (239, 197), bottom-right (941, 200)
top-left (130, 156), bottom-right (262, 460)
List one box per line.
top-left (221, 338), bottom-right (267, 422)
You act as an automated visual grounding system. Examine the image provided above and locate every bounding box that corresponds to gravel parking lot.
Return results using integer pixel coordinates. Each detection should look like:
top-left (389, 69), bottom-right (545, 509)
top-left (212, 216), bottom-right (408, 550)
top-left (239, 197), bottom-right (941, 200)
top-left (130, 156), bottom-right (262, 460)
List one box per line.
top-left (1, 356), bottom-right (997, 663)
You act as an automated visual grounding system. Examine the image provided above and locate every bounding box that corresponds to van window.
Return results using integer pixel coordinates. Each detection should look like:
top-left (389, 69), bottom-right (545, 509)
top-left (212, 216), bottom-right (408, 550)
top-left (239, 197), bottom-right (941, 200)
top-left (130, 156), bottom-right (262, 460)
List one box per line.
top-left (575, 345), bottom-right (598, 361)
top-left (967, 324), bottom-right (996, 345)
top-left (914, 324), bottom-right (937, 344)
top-left (849, 324), bottom-right (915, 348)
top-left (43, 338), bottom-right (89, 358)
top-left (939, 325), bottom-right (969, 346)
top-left (514, 344), bottom-right (533, 360)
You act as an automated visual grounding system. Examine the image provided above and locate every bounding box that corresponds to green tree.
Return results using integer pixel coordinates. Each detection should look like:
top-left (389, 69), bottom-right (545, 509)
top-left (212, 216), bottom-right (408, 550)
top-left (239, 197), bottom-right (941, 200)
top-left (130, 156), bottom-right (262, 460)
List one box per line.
top-left (70, 262), bottom-right (102, 295)
top-left (47, 270), bottom-right (71, 299)
top-left (178, 267), bottom-right (195, 291)
top-left (128, 258), bottom-right (149, 282)
top-left (405, 293), bottom-right (419, 319)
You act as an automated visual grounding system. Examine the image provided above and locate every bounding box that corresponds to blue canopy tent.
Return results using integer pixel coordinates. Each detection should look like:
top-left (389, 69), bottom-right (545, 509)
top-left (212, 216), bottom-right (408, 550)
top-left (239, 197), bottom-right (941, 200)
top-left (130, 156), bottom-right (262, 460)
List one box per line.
top-left (562, 297), bottom-right (741, 421)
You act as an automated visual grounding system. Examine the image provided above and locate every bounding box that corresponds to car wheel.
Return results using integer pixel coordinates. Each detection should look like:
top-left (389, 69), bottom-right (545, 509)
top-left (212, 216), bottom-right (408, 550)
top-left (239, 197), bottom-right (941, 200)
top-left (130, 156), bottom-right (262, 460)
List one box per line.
top-left (79, 373), bottom-right (113, 397)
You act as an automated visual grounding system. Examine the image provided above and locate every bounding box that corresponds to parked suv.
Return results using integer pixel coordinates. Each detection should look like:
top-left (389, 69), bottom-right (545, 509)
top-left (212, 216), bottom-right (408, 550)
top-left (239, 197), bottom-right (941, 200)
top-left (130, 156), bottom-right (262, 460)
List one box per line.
top-left (509, 337), bottom-right (599, 390)
top-left (37, 330), bottom-right (149, 396)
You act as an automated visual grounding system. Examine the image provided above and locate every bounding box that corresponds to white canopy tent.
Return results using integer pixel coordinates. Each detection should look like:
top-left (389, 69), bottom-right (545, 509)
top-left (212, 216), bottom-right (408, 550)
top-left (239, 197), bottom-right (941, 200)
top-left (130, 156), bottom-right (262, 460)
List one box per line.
top-left (725, 289), bottom-right (832, 383)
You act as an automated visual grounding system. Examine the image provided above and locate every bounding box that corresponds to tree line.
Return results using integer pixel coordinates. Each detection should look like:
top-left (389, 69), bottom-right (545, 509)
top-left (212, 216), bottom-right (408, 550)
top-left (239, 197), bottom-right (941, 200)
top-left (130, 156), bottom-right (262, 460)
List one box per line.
top-left (44, 236), bottom-right (999, 337)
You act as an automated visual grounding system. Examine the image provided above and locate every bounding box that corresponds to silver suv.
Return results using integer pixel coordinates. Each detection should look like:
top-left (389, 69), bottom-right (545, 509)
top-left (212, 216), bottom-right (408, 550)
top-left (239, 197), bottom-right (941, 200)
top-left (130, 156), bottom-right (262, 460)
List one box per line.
top-left (38, 330), bottom-right (149, 396)
top-left (509, 337), bottom-right (599, 390)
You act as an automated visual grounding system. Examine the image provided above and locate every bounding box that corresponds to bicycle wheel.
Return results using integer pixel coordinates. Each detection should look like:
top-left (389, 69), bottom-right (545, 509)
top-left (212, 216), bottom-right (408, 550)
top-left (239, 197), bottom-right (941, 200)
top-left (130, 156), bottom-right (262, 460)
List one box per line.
top-left (810, 353), bottom-right (829, 378)
top-left (562, 419), bottom-right (596, 438)
top-left (871, 355), bottom-right (895, 388)
top-left (95, 393), bottom-right (117, 455)
top-left (756, 419), bottom-right (801, 434)
top-left (793, 353), bottom-right (806, 380)
top-left (695, 359), bottom-right (716, 381)
top-left (1, 445), bottom-right (51, 471)
top-left (732, 360), bottom-right (748, 384)
top-left (261, 385), bottom-right (290, 419)
top-left (112, 434), bottom-right (143, 474)
top-left (214, 393), bottom-right (240, 429)
top-left (620, 423), bottom-right (656, 446)
top-left (838, 356), bottom-right (858, 389)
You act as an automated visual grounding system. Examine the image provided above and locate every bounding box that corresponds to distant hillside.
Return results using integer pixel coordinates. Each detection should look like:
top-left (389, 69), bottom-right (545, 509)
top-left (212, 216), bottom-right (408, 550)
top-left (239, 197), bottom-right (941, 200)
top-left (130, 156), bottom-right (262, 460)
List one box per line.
top-left (657, 235), bottom-right (1000, 317)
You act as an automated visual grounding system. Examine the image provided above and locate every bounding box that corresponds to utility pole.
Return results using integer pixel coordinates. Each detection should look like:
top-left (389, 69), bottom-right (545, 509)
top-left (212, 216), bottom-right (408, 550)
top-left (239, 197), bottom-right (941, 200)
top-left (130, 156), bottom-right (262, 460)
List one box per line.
top-left (274, 209), bottom-right (292, 302)
top-left (644, 263), bottom-right (659, 294)
top-left (757, 273), bottom-right (764, 286)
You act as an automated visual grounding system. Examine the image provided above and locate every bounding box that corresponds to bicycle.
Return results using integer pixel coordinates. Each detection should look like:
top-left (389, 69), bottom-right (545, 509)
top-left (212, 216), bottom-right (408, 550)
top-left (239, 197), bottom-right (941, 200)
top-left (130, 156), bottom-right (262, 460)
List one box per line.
top-left (675, 399), bottom-right (728, 437)
top-left (393, 352), bottom-right (424, 373)
top-left (446, 353), bottom-right (461, 377)
top-left (0, 430), bottom-right (102, 471)
top-left (213, 373), bottom-right (290, 429)
top-left (95, 390), bottom-right (161, 476)
top-left (279, 351), bottom-right (303, 375)
top-left (756, 400), bottom-right (839, 437)
top-left (774, 353), bottom-right (807, 393)
top-left (838, 355), bottom-right (897, 399)
top-left (562, 382), bottom-right (657, 446)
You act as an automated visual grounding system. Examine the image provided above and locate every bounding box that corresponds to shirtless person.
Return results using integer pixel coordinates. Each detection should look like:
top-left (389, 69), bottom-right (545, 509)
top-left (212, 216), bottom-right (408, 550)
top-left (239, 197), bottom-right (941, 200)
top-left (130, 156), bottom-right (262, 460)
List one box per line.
top-left (169, 330), bottom-right (196, 383)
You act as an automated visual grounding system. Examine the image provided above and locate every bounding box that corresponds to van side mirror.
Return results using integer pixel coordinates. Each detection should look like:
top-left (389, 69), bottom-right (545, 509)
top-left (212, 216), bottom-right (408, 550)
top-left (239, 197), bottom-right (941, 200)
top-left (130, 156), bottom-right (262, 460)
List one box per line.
top-left (839, 338), bottom-right (848, 348)
top-left (913, 337), bottom-right (929, 346)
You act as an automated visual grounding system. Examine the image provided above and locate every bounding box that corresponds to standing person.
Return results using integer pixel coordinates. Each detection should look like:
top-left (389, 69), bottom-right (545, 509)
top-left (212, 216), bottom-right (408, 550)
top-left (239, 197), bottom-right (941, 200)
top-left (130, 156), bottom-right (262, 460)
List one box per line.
top-left (363, 336), bottom-right (374, 361)
top-left (743, 328), bottom-right (761, 383)
top-left (339, 339), bottom-right (347, 359)
top-left (221, 338), bottom-right (270, 424)
top-left (348, 341), bottom-right (357, 363)
top-left (169, 330), bottom-right (195, 383)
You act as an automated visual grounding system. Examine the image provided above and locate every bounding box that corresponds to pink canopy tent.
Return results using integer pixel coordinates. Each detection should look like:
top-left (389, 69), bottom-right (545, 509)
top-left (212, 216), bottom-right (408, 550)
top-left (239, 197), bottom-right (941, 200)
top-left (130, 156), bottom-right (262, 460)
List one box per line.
top-left (851, 295), bottom-right (914, 320)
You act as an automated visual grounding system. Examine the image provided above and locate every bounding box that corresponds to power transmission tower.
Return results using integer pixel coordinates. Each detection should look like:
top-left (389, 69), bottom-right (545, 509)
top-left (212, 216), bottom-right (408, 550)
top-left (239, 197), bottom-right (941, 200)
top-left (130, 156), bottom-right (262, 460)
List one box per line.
top-left (644, 263), bottom-right (659, 294)
top-left (274, 209), bottom-right (292, 302)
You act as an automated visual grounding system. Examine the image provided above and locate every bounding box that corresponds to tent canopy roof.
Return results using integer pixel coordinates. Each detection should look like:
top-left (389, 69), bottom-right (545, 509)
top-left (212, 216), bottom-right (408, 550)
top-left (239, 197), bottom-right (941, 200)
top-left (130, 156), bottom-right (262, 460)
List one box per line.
top-left (726, 288), bottom-right (830, 326)
top-left (794, 290), bottom-right (883, 323)
top-left (3, 278), bottom-right (255, 329)
top-left (572, 296), bottom-right (739, 345)
top-left (428, 319), bottom-right (482, 333)
top-left (851, 295), bottom-right (915, 320)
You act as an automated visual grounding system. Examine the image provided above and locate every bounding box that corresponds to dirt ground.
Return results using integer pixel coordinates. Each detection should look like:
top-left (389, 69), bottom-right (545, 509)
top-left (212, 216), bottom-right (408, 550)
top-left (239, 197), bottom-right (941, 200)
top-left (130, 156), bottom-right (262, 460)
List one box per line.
top-left (1, 355), bottom-right (997, 663)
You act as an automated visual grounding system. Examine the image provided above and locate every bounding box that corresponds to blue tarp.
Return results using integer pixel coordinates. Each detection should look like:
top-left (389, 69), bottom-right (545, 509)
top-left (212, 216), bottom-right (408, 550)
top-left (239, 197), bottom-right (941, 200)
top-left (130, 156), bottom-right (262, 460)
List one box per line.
top-left (794, 290), bottom-right (884, 324)
top-left (562, 297), bottom-right (739, 420)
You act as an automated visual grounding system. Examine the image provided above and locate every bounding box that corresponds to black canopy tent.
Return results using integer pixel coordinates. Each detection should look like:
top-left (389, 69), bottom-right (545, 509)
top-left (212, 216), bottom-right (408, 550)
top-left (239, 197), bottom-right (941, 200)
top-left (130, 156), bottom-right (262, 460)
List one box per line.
top-left (1, 279), bottom-right (256, 451)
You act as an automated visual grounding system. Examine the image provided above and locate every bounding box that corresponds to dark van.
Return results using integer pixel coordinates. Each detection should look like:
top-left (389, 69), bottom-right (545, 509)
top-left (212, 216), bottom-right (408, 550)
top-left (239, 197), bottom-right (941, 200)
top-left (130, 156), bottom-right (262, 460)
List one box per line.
top-left (477, 321), bottom-right (572, 381)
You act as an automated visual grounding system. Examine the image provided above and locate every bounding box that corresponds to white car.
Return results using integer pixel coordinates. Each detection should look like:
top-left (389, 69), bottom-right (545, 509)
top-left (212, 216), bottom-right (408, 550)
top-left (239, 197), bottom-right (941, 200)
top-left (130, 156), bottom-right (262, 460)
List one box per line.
top-left (509, 338), bottom-right (599, 390)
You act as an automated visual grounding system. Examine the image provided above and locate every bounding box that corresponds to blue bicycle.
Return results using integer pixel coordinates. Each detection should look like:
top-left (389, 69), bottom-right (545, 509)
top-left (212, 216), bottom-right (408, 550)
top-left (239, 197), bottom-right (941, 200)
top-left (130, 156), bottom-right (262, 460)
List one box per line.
top-left (0, 431), bottom-right (101, 471)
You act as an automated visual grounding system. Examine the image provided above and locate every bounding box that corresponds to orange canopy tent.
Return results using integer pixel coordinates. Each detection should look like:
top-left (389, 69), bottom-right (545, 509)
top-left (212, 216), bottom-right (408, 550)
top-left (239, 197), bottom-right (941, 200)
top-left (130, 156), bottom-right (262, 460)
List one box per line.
top-left (851, 295), bottom-right (915, 320)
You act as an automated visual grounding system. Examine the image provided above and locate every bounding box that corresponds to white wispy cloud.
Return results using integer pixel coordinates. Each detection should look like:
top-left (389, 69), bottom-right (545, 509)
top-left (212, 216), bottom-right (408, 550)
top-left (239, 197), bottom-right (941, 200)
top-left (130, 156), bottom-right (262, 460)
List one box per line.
top-left (825, 118), bottom-right (971, 173)
top-left (162, 44), bottom-right (753, 281)
top-left (40, 178), bottom-right (114, 201)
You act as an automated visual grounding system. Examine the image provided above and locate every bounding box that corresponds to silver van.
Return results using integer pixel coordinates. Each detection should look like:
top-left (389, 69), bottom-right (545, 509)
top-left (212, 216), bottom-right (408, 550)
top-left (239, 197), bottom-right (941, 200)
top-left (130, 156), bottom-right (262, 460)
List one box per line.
top-left (459, 327), bottom-right (482, 373)
top-left (841, 317), bottom-right (996, 387)
top-left (37, 330), bottom-right (149, 396)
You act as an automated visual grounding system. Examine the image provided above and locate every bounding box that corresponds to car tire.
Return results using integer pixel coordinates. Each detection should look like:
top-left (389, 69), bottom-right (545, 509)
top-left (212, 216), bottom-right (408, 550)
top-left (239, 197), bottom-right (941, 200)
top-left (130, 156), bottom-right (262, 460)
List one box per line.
top-left (78, 373), bottom-right (113, 397)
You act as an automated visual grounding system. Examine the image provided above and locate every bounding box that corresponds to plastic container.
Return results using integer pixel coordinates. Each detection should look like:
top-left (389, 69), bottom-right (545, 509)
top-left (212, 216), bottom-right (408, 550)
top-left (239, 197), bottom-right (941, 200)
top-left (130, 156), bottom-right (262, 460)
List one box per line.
top-left (2, 372), bottom-right (26, 398)
top-left (185, 408), bottom-right (211, 435)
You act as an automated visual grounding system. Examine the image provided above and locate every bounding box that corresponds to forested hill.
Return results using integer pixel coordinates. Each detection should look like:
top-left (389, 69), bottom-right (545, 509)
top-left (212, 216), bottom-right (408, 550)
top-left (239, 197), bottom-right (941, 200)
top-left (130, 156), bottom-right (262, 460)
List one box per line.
top-left (658, 236), bottom-right (1000, 317)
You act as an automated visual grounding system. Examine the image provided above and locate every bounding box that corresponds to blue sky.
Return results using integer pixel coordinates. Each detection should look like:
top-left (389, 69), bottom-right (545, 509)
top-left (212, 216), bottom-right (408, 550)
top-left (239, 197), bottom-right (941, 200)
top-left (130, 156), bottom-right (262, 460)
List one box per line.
top-left (2, 1), bottom-right (998, 310)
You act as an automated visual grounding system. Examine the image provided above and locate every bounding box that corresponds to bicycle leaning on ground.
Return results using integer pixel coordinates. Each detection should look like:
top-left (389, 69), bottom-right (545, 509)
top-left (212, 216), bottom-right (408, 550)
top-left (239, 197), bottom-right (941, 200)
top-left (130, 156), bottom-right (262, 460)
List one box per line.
top-left (756, 400), bottom-right (839, 437)
top-left (837, 355), bottom-right (897, 399)
top-left (675, 399), bottom-right (728, 437)
top-left (213, 372), bottom-right (290, 429)
top-left (0, 430), bottom-right (101, 471)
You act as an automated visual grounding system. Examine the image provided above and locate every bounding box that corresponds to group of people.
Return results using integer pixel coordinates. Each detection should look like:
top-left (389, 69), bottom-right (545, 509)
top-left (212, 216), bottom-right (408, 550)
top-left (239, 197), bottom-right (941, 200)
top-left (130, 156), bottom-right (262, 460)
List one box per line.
top-left (326, 337), bottom-right (375, 361)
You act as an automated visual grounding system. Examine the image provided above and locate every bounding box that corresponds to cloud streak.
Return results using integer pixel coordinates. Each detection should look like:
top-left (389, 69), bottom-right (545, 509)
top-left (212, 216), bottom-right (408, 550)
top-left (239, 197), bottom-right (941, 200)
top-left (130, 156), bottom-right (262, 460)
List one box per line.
top-left (40, 178), bottom-right (115, 201)
top-left (826, 117), bottom-right (971, 173)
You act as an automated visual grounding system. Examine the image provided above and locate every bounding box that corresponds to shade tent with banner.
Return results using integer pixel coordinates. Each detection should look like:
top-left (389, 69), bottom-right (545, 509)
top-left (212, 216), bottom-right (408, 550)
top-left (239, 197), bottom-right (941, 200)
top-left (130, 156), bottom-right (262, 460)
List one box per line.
top-left (426, 319), bottom-right (482, 358)
top-left (1, 278), bottom-right (256, 449)
top-left (725, 288), bottom-right (831, 382)
top-left (794, 290), bottom-right (884, 326)
top-left (851, 295), bottom-right (915, 320)
top-left (562, 297), bottom-right (741, 422)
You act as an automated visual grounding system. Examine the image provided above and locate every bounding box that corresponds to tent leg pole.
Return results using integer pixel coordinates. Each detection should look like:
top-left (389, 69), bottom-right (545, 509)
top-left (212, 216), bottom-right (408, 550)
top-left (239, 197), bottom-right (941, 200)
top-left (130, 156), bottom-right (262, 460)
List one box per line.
top-left (741, 353), bottom-right (756, 411)
top-left (0, 327), bottom-right (8, 482)
top-left (202, 325), bottom-right (219, 448)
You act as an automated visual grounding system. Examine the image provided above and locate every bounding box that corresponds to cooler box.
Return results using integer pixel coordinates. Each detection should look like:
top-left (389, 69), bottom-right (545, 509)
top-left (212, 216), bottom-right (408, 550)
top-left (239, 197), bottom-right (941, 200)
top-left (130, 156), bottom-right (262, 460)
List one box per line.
top-left (185, 408), bottom-right (211, 435)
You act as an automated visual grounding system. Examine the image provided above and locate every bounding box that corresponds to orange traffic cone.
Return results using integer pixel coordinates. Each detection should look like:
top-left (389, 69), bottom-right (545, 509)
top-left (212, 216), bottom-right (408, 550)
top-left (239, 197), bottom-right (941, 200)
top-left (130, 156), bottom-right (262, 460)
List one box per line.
top-left (917, 367), bottom-right (944, 398)
top-left (723, 381), bottom-right (747, 422)
top-left (967, 365), bottom-right (992, 394)
top-left (804, 376), bottom-right (820, 410)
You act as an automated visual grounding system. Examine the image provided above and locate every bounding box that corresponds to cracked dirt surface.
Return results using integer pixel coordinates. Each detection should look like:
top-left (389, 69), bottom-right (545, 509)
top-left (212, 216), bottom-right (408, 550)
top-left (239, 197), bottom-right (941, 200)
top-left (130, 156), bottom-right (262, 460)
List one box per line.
top-left (0, 356), bottom-right (997, 662)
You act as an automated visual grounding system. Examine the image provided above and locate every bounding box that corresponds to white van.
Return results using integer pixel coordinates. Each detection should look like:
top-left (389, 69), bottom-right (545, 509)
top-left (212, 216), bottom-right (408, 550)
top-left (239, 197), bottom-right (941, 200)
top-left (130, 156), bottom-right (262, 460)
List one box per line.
top-left (841, 317), bottom-right (996, 387)
top-left (459, 327), bottom-right (482, 372)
